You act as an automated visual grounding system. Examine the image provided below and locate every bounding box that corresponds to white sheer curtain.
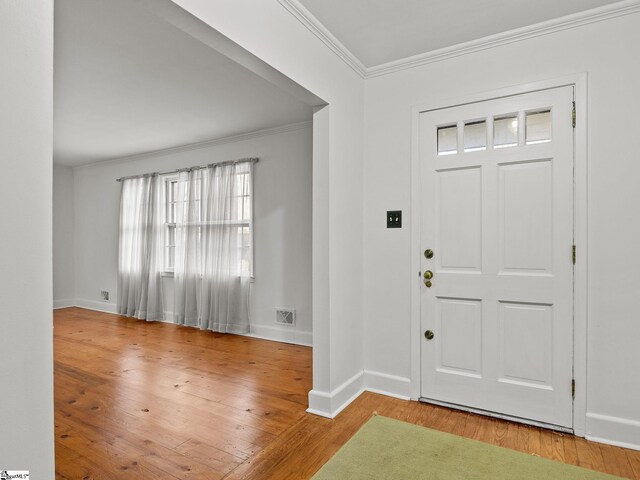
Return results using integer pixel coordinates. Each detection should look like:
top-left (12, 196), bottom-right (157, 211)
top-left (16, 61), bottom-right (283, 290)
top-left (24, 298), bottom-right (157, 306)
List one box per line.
top-left (173, 162), bottom-right (252, 333)
top-left (117, 174), bottom-right (164, 320)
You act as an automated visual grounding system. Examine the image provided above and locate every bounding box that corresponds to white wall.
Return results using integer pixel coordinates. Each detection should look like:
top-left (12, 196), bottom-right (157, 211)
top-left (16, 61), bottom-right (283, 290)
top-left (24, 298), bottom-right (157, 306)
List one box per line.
top-left (0, 0), bottom-right (55, 476)
top-left (167, 0), bottom-right (366, 415)
top-left (72, 123), bottom-right (313, 344)
top-left (53, 165), bottom-right (75, 308)
top-left (50, 0), bottom-right (640, 445)
top-left (363, 13), bottom-right (640, 447)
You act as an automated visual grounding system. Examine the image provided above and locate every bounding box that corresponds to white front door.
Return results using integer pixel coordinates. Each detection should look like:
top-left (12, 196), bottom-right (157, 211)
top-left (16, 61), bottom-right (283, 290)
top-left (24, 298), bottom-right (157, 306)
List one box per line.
top-left (419, 86), bottom-right (574, 428)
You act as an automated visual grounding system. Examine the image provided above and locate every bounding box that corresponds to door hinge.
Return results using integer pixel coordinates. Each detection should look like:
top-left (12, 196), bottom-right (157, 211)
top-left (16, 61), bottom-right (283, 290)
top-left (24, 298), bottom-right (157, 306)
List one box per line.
top-left (572, 101), bottom-right (576, 128)
top-left (571, 379), bottom-right (576, 399)
top-left (572, 245), bottom-right (576, 265)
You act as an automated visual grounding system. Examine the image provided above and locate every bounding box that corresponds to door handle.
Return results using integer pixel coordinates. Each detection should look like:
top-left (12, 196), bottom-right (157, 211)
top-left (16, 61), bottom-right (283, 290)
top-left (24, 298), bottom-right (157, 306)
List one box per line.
top-left (423, 270), bottom-right (433, 280)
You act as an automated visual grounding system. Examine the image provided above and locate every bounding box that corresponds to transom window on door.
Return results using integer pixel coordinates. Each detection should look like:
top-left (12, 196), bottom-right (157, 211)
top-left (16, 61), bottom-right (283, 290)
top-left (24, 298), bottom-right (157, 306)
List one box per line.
top-left (437, 108), bottom-right (552, 156)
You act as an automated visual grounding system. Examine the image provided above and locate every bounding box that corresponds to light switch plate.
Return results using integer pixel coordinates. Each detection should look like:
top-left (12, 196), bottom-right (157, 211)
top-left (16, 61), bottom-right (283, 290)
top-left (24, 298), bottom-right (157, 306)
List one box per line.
top-left (387, 210), bottom-right (402, 228)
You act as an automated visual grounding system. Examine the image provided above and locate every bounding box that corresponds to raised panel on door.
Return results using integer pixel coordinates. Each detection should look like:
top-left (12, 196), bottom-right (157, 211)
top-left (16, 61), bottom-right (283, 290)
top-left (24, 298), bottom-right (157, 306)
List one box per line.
top-left (436, 167), bottom-right (482, 272)
top-left (499, 159), bottom-right (553, 275)
top-left (436, 297), bottom-right (482, 378)
top-left (498, 301), bottom-right (553, 389)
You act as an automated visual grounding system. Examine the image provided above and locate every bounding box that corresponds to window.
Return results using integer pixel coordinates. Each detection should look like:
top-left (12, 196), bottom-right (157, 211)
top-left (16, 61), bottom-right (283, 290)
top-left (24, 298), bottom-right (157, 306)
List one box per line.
top-left (232, 166), bottom-right (254, 278)
top-left (464, 120), bottom-right (487, 152)
top-left (525, 110), bottom-right (552, 145)
top-left (438, 107), bottom-right (553, 156)
top-left (437, 124), bottom-right (458, 155)
top-left (162, 164), bottom-right (253, 277)
top-left (164, 177), bottom-right (178, 271)
top-left (493, 115), bottom-right (518, 148)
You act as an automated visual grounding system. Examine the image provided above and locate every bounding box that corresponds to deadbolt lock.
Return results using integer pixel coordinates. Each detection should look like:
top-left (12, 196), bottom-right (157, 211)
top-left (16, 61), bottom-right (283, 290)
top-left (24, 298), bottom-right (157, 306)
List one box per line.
top-left (424, 330), bottom-right (435, 340)
top-left (423, 270), bottom-right (433, 280)
top-left (424, 249), bottom-right (434, 259)
top-left (424, 280), bottom-right (432, 288)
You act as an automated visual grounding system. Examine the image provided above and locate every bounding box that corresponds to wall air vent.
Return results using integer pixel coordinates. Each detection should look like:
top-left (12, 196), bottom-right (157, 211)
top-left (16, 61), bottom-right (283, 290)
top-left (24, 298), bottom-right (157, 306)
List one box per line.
top-left (276, 308), bottom-right (296, 326)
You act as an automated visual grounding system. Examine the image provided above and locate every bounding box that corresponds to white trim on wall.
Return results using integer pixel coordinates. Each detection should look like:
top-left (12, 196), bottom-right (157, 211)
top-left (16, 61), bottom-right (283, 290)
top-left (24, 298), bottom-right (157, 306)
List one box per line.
top-left (70, 120), bottom-right (312, 169)
top-left (74, 299), bottom-right (118, 314)
top-left (364, 370), bottom-right (411, 400)
top-left (367, 1), bottom-right (640, 77)
top-left (586, 413), bottom-right (640, 451)
top-left (56, 303), bottom-right (313, 346)
top-left (572, 74), bottom-right (589, 438)
top-left (277, 0), bottom-right (367, 78)
top-left (308, 371), bottom-right (365, 418)
top-left (277, 0), bottom-right (640, 79)
top-left (409, 73), bottom-right (589, 434)
top-left (53, 299), bottom-right (75, 310)
top-left (248, 324), bottom-right (312, 347)
top-left (307, 370), bottom-right (412, 418)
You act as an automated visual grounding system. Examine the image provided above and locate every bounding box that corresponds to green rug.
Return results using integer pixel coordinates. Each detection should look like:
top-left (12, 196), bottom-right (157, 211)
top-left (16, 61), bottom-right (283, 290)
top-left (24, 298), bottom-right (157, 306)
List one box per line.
top-left (312, 415), bottom-right (620, 480)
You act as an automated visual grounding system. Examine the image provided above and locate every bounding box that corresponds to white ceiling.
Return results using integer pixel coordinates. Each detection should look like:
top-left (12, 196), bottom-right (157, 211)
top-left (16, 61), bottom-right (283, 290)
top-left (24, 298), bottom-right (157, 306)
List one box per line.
top-left (54, 0), bottom-right (314, 166)
top-left (297, 0), bottom-right (623, 68)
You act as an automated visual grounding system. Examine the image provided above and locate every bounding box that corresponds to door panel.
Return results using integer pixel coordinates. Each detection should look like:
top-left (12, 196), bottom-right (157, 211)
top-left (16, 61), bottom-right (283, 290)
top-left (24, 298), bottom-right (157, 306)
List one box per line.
top-left (499, 160), bottom-right (553, 274)
top-left (437, 297), bottom-right (482, 376)
top-left (437, 168), bottom-right (482, 272)
top-left (420, 86), bottom-right (574, 428)
top-left (499, 301), bottom-right (552, 386)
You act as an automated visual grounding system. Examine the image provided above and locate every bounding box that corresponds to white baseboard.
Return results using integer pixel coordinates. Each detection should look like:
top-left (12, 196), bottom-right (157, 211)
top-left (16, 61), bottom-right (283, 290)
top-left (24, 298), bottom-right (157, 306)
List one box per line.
top-left (53, 299), bottom-right (75, 310)
top-left (74, 298), bottom-right (118, 314)
top-left (586, 412), bottom-right (640, 451)
top-left (307, 371), bottom-right (365, 418)
top-left (248, 324), bottom-right (312, 347)
top-left (305, 372), bottom-right (640, 453)
top-left (163, 311), bottom-right (311, 346)
top-left (364, 369), bottom-right (411, 400)
top-left (306, 369), bottom-right (413, 419)
top-left (70, 306), bottom-right (311, 347)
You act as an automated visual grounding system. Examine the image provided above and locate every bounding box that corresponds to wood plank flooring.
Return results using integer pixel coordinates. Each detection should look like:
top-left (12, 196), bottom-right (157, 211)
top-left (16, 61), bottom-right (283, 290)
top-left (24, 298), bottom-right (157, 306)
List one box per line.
top-left (54, 307), bottom-right (640, 479)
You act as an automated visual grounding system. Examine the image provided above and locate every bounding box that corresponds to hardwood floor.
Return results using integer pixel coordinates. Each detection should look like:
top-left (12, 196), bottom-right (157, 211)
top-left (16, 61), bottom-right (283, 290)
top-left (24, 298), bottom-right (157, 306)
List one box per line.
top-left (54, 307), bottom-right (640, 479)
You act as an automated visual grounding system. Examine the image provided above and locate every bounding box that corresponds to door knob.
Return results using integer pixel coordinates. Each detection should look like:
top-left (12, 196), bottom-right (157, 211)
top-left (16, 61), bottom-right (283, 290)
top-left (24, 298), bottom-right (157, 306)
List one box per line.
top-left (424, 330), bottom-right (435, 340)
top-left (423, 270), bottom-right (433, 280)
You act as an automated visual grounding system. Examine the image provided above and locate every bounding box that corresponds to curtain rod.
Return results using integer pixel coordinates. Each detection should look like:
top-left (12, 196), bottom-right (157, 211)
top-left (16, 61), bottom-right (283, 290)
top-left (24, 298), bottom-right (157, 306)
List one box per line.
top-left (115, 157), bottom-right (259, 182)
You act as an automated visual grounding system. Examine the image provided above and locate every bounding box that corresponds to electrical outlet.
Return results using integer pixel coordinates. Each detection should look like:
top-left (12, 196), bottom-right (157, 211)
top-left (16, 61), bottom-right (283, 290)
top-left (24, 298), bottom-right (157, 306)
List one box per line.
top-left (101, 290), bottom-right (109, 301)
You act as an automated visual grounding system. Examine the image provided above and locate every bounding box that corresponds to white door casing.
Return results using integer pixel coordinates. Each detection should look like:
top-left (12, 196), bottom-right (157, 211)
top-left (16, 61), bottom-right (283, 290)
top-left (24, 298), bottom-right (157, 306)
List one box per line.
top-left (419, 86), bottom-right (574, 428)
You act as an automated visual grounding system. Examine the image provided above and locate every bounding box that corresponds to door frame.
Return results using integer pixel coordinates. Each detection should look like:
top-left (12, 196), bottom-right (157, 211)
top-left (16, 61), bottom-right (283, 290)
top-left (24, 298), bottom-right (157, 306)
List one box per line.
top-left (409, 74), bottom-right (588, 436)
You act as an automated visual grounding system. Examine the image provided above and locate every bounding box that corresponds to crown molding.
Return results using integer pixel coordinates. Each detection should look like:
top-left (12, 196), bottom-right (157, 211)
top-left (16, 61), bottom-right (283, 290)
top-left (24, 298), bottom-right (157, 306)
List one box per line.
top-left (367, 0), bottom-right (640, 78)
top-left (72, 120), bottom-right (312, 170)
top-left (277, 0), bottom-right (367, 78)
top-left (278, 0), bottom-right (640, 80)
